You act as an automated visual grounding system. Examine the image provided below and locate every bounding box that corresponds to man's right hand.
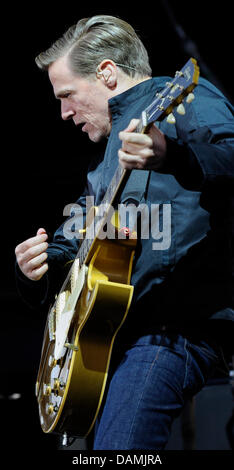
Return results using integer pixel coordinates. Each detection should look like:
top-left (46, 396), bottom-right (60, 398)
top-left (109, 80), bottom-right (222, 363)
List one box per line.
top-left (15, 228), bottom-right (49, 281)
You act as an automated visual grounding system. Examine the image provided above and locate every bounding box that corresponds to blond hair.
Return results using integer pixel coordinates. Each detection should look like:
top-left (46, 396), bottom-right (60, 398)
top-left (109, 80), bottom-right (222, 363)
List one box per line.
top-left (35, 15), bottom-right (152, 79)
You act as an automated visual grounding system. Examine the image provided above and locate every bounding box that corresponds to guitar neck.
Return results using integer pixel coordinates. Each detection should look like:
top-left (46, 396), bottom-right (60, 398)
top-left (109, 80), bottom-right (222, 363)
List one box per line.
top-left (77, 164), bottom-right (129, 265)
top-left (77, 113), bottom-right (148, 266)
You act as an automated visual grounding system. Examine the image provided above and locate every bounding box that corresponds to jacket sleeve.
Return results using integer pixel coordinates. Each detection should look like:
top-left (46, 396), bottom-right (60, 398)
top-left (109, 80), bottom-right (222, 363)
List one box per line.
top-left (161, 78), bottom-right (234, 191)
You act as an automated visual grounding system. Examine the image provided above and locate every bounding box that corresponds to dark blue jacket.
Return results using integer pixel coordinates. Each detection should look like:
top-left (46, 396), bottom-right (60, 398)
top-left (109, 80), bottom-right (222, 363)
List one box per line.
top-left (16, 76), bottom-right (234, 336)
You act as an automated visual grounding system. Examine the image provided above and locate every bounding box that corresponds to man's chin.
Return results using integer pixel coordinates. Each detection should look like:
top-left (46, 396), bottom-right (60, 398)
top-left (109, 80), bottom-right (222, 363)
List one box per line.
top-left (87, 129), bottom-right (108, 143)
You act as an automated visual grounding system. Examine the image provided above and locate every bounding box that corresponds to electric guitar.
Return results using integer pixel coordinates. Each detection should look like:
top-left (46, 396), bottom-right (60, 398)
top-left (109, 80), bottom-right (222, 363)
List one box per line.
top-left (36, 58), bottom-right (200, 439)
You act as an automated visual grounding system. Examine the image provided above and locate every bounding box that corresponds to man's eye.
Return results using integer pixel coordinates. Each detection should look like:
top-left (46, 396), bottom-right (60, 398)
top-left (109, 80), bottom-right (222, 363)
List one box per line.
top-left (60, 93), bottom-right (71, 99)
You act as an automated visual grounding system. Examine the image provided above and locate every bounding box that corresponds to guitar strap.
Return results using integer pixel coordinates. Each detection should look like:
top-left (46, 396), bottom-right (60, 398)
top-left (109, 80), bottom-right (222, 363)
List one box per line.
top-left (120, 121), bottom-right (161, 206)
top-left (120, 169), bottom-right (150, 206)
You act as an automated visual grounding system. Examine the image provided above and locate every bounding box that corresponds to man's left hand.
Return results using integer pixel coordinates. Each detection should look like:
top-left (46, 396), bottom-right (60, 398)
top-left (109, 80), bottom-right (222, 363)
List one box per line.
top-left (118, 119), bottom-right (167, 171)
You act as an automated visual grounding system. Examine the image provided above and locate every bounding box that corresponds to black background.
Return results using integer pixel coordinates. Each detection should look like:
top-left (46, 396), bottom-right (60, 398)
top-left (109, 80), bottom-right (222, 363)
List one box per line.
top-left (1, 0), bottom-right (233, 451)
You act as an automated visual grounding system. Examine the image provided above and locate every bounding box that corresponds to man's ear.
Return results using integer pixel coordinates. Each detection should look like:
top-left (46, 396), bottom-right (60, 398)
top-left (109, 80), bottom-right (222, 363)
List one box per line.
top-left (96, 60), bottom-right (117, 89)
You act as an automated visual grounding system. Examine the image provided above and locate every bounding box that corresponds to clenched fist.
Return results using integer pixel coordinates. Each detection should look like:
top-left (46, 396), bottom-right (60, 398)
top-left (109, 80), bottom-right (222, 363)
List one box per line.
top-left (15, 228), bottom-right (49, 281)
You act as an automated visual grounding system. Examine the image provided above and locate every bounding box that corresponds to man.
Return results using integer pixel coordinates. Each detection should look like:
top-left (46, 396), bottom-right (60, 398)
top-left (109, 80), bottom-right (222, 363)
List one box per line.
top-left (15, 15), bottom-right (234, 449)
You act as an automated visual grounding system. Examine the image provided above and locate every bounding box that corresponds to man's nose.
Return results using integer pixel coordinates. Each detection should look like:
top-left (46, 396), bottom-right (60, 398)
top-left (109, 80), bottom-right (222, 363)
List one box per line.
top-left (61, 102), bottom-right (75, 121)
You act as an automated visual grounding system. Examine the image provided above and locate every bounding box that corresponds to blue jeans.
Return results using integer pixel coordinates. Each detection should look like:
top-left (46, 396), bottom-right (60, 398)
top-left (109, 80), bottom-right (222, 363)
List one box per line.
top-left (93, 332), bottom-right (219, 450)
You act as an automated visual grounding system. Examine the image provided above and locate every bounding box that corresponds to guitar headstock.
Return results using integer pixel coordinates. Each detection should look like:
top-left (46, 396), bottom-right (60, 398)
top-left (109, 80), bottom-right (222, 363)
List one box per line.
top-left (140, 57), bottom-right (200, 131)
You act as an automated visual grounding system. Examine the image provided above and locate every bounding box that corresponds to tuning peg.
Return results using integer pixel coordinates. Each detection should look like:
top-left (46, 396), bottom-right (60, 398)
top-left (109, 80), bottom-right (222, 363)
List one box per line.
top-left (186, 92), bottom-right (195, 103)
top-left (176, 103), bottom-right (186, 115)
top-left (166, 113), bottom-right (176, 124)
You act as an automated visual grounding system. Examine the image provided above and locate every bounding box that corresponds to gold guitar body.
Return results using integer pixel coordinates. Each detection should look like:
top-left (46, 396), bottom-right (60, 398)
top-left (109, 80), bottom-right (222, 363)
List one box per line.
top-left (36, 235), bottom-right (136, 438)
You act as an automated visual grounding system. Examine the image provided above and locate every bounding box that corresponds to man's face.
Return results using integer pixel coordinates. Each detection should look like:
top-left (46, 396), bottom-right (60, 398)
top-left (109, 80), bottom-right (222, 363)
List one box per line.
top-left (48, 56), bottom-right (112, 142)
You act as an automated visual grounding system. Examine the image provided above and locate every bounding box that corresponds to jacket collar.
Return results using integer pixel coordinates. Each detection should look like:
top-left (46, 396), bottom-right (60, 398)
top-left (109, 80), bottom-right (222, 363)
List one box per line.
top-left (108, 77), bottom-right (161, 121)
